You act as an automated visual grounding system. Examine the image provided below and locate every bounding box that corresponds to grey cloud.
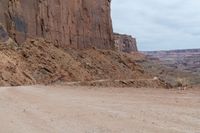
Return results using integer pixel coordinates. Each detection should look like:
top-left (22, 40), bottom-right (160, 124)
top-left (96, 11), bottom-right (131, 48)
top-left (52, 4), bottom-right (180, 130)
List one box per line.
top-left (111, 0), bottom-right (200, 51)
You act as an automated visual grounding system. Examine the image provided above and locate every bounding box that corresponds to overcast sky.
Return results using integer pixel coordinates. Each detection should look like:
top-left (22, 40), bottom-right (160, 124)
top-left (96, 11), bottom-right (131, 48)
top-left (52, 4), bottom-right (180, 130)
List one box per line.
top-left (111, 0), bottom-right (200, 51)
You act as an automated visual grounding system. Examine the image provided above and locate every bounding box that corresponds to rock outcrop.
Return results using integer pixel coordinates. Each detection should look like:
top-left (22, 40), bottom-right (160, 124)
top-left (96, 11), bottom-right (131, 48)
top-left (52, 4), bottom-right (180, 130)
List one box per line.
top-left (114, 33), bottom-right (138, 53)
top-left (0, 0), bottom-right (113, 49)
top-left (0, 24), bottom-right (9, 42)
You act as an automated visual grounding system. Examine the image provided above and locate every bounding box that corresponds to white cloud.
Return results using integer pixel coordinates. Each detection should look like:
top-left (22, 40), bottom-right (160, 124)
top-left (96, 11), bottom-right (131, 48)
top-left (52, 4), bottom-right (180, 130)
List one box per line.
top-left (111, 0), bottom-right (200, 51)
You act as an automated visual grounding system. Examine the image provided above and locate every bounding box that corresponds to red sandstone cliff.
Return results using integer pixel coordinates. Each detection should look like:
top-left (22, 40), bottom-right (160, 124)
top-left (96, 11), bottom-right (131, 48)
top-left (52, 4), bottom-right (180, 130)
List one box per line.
top-left (0, 0), bottom-right (113, 49)
top-left (114, 33), bottom-right (138, 53)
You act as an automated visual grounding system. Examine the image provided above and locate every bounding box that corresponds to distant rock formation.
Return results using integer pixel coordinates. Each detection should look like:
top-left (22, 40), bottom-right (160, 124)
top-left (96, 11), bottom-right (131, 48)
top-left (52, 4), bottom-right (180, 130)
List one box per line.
top-left (0, 0), bottom-right (114, 49)
top-left (114, 33), bottom-right (138, 53)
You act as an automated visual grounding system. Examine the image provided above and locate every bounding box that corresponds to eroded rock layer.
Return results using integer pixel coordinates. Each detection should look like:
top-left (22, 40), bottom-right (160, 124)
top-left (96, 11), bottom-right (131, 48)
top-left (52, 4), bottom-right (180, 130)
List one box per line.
top-left (0, 0), bottom-right (113, 49)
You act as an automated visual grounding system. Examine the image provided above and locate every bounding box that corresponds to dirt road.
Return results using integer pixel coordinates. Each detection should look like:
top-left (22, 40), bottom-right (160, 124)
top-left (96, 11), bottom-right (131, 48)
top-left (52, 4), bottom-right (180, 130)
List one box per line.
top-left (0, 85), bottom-right (199, 133)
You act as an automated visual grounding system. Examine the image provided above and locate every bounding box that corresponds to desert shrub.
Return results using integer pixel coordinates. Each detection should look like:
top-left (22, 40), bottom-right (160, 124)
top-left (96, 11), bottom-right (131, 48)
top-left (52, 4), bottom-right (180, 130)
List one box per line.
top-left (175, 78), bottom-right (189, 87)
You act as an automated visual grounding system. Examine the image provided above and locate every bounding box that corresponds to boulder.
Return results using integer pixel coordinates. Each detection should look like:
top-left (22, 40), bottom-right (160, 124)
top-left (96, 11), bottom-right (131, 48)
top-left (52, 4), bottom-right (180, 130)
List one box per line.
top-left (0, 24), bottom-right (9, 42)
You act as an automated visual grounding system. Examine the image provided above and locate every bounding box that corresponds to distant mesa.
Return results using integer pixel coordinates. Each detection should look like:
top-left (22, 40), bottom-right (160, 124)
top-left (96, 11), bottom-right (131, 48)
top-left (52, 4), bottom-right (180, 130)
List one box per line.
top-left (114, 33), bottom-right (138, 53)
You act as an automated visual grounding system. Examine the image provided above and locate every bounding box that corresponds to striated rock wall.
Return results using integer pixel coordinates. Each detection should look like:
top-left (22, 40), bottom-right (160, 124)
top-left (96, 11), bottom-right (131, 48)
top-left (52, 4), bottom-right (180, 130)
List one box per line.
top-left (114, 33), bottom-right (138, 53)
top-left (0, 0), bottom-right (113, 49)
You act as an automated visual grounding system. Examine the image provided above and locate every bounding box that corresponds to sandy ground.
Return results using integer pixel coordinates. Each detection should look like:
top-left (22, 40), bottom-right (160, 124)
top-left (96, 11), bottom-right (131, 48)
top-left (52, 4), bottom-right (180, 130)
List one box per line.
top-left (0, 85), bottom-right (199, 133)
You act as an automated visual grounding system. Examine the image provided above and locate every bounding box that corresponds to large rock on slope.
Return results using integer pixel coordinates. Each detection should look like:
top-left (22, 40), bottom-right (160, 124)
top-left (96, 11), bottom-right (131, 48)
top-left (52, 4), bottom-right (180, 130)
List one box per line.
top-left (114, 33), bottom-right (138, 53)
top-left (0, 0), bottom-right (113, 49)
top-left (0, 24), bottom-right (9, 42)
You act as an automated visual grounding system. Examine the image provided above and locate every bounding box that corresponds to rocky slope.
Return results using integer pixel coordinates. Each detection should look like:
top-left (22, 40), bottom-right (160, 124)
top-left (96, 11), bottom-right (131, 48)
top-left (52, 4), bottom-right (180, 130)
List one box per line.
top-left (0, 0), bottom-right (113, 49)
top-left (114, 33), bottom-right (138, 53)
top-left (0, 39), bottom-right (169, 88)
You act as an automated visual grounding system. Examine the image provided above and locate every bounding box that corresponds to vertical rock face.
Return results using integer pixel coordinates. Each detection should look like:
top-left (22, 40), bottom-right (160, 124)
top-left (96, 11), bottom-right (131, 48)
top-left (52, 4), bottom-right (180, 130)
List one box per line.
top-left (114, 33), bottom-right (138, 53)
top-left (0, 0), bottom-right (113, 49)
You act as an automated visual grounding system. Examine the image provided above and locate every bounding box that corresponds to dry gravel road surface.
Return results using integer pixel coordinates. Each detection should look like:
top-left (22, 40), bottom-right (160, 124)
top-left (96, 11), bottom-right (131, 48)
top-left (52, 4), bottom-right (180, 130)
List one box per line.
top-left (0, 85), bottom-right (199, 133)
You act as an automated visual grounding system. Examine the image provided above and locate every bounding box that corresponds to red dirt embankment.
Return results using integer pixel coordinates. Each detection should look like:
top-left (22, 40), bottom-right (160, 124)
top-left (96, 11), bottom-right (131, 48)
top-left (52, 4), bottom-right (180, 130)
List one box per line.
top-left (0, 39), bottom-right (168, 88)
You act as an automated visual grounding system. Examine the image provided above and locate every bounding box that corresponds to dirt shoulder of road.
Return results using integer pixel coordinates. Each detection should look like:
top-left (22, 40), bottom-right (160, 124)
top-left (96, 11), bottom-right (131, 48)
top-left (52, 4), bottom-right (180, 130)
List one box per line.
top-left (0, 85), bottom-right (199, 133)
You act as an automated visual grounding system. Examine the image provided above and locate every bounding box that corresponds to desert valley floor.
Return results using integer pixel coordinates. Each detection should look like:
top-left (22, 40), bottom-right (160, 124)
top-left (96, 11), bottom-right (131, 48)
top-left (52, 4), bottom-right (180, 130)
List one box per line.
top-left (0, 85), bottom-right (199, 133)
